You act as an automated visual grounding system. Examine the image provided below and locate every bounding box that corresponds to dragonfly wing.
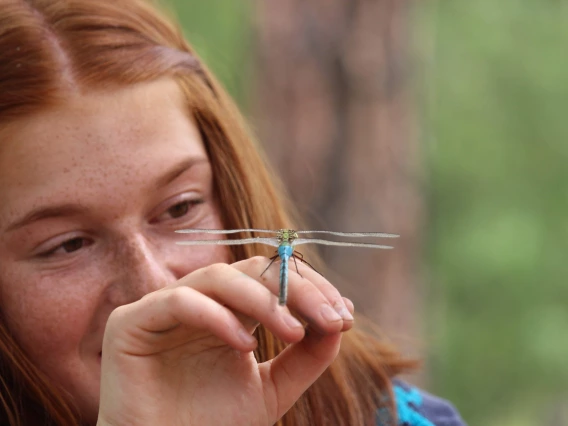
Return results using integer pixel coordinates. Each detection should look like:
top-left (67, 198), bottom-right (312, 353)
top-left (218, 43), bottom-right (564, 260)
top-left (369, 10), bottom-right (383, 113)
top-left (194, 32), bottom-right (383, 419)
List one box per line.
top-left (176, 228), bottom-right (278, 235)
top-left (294, 230), bottom-right (399, 238)
top-left (177, 237), bottom-right (280, 247)
top-left (293, 238), bottom-right (394, 249)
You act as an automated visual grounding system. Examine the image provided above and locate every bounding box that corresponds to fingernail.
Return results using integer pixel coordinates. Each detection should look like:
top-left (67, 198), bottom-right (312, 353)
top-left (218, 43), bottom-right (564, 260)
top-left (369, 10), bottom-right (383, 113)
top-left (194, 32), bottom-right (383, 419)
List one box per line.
top-left (334, 302), bottom-right (354, 321)
top-left (342, 297), bottom-right (355, 314)
top-left (284, 314), bottom-right (303, 329)
top-left (321, 303), bottom-right (342, 322)
top-left (238, 329), bottom-right (257, 345)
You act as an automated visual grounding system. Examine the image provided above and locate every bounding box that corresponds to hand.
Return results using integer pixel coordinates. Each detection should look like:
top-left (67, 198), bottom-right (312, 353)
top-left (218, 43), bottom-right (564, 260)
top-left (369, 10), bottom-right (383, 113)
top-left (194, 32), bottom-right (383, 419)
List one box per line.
top-left (96, 256), bottom-right (354, 426)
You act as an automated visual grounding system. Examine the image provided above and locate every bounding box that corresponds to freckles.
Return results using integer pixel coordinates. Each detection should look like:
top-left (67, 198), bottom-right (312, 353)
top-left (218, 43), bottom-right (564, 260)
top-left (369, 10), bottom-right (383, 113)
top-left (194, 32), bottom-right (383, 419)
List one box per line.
top-left (15, 290), bottom-right (84, 346)
top-left (71, 158), bottom-right (150, 207)
top-left (0, 269), bottom-right (93, 355)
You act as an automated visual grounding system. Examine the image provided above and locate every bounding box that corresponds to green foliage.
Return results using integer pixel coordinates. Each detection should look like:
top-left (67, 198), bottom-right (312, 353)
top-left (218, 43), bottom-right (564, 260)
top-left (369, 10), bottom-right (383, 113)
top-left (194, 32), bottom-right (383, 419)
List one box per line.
top-left (420, 1), bottom-right (568, 425)
top-left (167, 0), bottom-right (252, 107)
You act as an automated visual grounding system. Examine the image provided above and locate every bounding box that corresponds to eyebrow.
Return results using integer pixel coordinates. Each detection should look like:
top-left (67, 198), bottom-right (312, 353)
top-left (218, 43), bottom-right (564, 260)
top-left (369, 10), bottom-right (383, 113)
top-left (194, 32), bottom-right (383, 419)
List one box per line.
top-left (5, 157), bottom-right (210, 233)
top-left (5, 204), bottom-right (89, 233)
top-left (154, 157), bottom-right (209, 189)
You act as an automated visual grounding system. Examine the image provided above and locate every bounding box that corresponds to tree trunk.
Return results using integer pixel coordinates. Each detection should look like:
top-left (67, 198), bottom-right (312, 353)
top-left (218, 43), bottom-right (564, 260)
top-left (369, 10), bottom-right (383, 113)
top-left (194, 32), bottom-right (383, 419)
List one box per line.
top-left (251, 0), bottom-right (424, 362)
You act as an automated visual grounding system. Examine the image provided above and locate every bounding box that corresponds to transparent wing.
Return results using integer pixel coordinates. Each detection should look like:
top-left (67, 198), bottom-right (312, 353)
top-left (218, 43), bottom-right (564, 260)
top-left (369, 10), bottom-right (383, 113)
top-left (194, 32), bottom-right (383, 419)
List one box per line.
top-left (177, 237), bottom-right (280, 248)
top-left (295, 230), bottom-right (399, 238)
top-left (176, 228), bottom-right (278, 235)
top-left (293, 238), bottom-right (394, 249)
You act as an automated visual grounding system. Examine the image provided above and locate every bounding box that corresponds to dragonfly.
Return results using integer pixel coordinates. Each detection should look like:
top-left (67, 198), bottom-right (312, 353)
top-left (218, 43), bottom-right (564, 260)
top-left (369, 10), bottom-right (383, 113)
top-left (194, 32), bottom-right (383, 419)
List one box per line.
top-left (175, 228), bottom-right (399, 306)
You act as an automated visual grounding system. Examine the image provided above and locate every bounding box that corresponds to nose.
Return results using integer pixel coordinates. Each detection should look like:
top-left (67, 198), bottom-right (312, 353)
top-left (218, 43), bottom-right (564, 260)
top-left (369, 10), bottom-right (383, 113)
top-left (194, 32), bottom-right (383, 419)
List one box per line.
top-left (107, 233), bottom-right (176, 305)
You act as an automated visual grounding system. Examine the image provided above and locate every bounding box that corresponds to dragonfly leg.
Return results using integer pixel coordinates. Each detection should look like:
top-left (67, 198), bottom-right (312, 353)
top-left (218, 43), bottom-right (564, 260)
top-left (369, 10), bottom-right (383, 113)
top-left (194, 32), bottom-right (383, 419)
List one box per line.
top-left (291, 254), bottom-right (303, 278)
top-left (260, 253), bottom-right (279, 277)
top-left (292, 251), bottom-right (323, 277)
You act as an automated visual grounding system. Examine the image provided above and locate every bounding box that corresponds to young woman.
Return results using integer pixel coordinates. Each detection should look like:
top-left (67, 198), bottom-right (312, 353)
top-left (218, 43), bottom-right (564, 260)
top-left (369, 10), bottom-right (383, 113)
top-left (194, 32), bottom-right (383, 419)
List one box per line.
top-left (0, 0), bottom-right (465, 424)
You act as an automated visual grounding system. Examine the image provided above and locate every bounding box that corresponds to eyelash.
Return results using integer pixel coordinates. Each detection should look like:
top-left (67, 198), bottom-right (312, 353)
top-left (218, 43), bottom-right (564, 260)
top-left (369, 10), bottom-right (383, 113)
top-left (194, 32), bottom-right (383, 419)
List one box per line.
top-left (38, 236), bottom-right (92, 258)
top-left (153, 198), bottom-right (205, 223)
top-left (37, 198), bottom-right (205, 258)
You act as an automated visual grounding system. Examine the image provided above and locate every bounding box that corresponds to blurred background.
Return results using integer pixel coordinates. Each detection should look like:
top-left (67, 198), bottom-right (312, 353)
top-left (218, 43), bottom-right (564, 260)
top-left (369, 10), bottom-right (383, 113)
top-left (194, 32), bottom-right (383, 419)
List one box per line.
top-left (168, 1), bottom-right (568, 425)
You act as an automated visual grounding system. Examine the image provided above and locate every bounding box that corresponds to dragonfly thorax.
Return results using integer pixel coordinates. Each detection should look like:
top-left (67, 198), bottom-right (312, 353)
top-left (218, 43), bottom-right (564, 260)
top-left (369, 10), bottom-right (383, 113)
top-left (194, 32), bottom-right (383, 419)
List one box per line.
top-left (277, 229), bottom-right (298, 244)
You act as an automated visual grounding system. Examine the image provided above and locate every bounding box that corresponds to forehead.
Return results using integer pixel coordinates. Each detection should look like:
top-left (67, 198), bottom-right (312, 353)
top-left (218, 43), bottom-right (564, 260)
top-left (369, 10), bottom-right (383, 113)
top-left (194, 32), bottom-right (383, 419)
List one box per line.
top-left (0, 79), bottom-right (208, 221)
top-left (0, 78), bottom-right (203, 167)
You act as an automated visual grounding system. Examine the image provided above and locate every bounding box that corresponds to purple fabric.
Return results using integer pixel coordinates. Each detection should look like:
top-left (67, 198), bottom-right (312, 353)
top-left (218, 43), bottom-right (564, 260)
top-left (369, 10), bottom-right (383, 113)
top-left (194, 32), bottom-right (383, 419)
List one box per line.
top-left (391, 379), bottom-right (467, 426)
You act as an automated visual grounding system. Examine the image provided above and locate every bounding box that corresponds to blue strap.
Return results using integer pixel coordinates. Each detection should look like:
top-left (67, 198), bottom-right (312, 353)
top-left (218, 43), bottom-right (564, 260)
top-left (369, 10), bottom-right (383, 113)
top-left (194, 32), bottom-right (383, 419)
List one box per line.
top-left (376, 382), bottom-right (466, 426)
top-left (393, 384), bottom-right (435, 426)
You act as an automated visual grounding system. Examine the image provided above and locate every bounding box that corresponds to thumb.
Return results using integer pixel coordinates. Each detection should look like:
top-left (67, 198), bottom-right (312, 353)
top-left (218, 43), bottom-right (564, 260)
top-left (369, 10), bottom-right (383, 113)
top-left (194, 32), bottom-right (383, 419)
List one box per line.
top-left (259, 331), bottom-right (342, 421)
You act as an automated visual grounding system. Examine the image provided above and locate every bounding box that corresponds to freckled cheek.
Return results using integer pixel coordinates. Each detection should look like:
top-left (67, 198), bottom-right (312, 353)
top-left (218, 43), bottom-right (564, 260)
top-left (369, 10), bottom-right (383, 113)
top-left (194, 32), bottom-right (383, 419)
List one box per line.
top-left (0, 269), bottom-right (98, 361)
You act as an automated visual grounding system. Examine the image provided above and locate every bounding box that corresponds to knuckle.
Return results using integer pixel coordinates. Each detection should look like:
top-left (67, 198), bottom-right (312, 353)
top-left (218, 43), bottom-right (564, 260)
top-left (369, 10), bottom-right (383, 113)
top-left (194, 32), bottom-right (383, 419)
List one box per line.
top-left (248, 255), bottom-right (269, 269)
top-left (202, 262), bottom-right (231, 278)
top-left (105, 304), bottom-right (133, 337)
top-left (107, 304), bottom-right (128, 325)
top-left (164, 286), bottom-right (193, 309)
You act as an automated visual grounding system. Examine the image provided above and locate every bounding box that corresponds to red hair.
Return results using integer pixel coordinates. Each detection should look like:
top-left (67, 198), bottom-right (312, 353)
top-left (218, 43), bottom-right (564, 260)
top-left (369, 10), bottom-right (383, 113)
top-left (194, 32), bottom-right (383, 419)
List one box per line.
top-left (0, 1), bottom-right (417, 424)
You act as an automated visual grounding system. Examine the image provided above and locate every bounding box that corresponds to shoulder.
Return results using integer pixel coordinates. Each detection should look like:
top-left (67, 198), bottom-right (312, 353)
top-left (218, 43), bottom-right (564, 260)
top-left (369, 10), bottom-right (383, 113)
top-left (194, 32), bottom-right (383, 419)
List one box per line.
top-left (378, 379), bottom-right (467, 426)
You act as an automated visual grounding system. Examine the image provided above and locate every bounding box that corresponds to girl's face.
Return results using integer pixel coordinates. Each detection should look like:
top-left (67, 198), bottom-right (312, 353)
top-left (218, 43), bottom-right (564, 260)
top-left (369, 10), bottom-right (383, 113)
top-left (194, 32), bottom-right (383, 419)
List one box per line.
top-left (0, 79), bottom-right (229, 421)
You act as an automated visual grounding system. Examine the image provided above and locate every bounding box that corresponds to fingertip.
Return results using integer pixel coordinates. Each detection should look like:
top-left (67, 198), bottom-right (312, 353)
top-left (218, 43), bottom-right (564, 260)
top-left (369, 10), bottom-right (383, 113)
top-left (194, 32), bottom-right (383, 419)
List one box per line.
top-left (283, 313), bottom-right (304, 330)
top-left (342, 297), bottom-right (354, 314)
top-left (301, 328), bottom-right (343, 359)
top-left (320, 303), bottom-right (343, 323)
top-left (238, 328), bottom-right (258, 348)
top-left (276, 321), bottom-right (306, 344)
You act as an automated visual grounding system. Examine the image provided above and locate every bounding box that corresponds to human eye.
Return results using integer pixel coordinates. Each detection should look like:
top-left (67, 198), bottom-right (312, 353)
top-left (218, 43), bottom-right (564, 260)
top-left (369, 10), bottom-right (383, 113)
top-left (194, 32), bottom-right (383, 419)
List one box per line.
top-left (166, 200), bottom-right (194, 219)
top-left (152, 196), bottom-right (205, 223)
top-left (38, 236), bottom-right (93, 258)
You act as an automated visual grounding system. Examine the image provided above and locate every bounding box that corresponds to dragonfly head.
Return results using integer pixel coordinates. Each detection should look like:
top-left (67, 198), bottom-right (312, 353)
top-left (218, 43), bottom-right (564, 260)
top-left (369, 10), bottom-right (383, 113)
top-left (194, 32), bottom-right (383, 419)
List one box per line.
top-left (277, 229), bottom-right (298, 243)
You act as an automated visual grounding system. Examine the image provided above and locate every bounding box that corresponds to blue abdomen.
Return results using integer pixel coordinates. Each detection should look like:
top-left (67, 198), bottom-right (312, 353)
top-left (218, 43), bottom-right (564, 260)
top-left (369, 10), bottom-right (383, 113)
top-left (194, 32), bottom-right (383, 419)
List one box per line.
top-left (278, 244), bottom-right (293, 259)
top-left (277, 244), bottom-right (293, 305)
